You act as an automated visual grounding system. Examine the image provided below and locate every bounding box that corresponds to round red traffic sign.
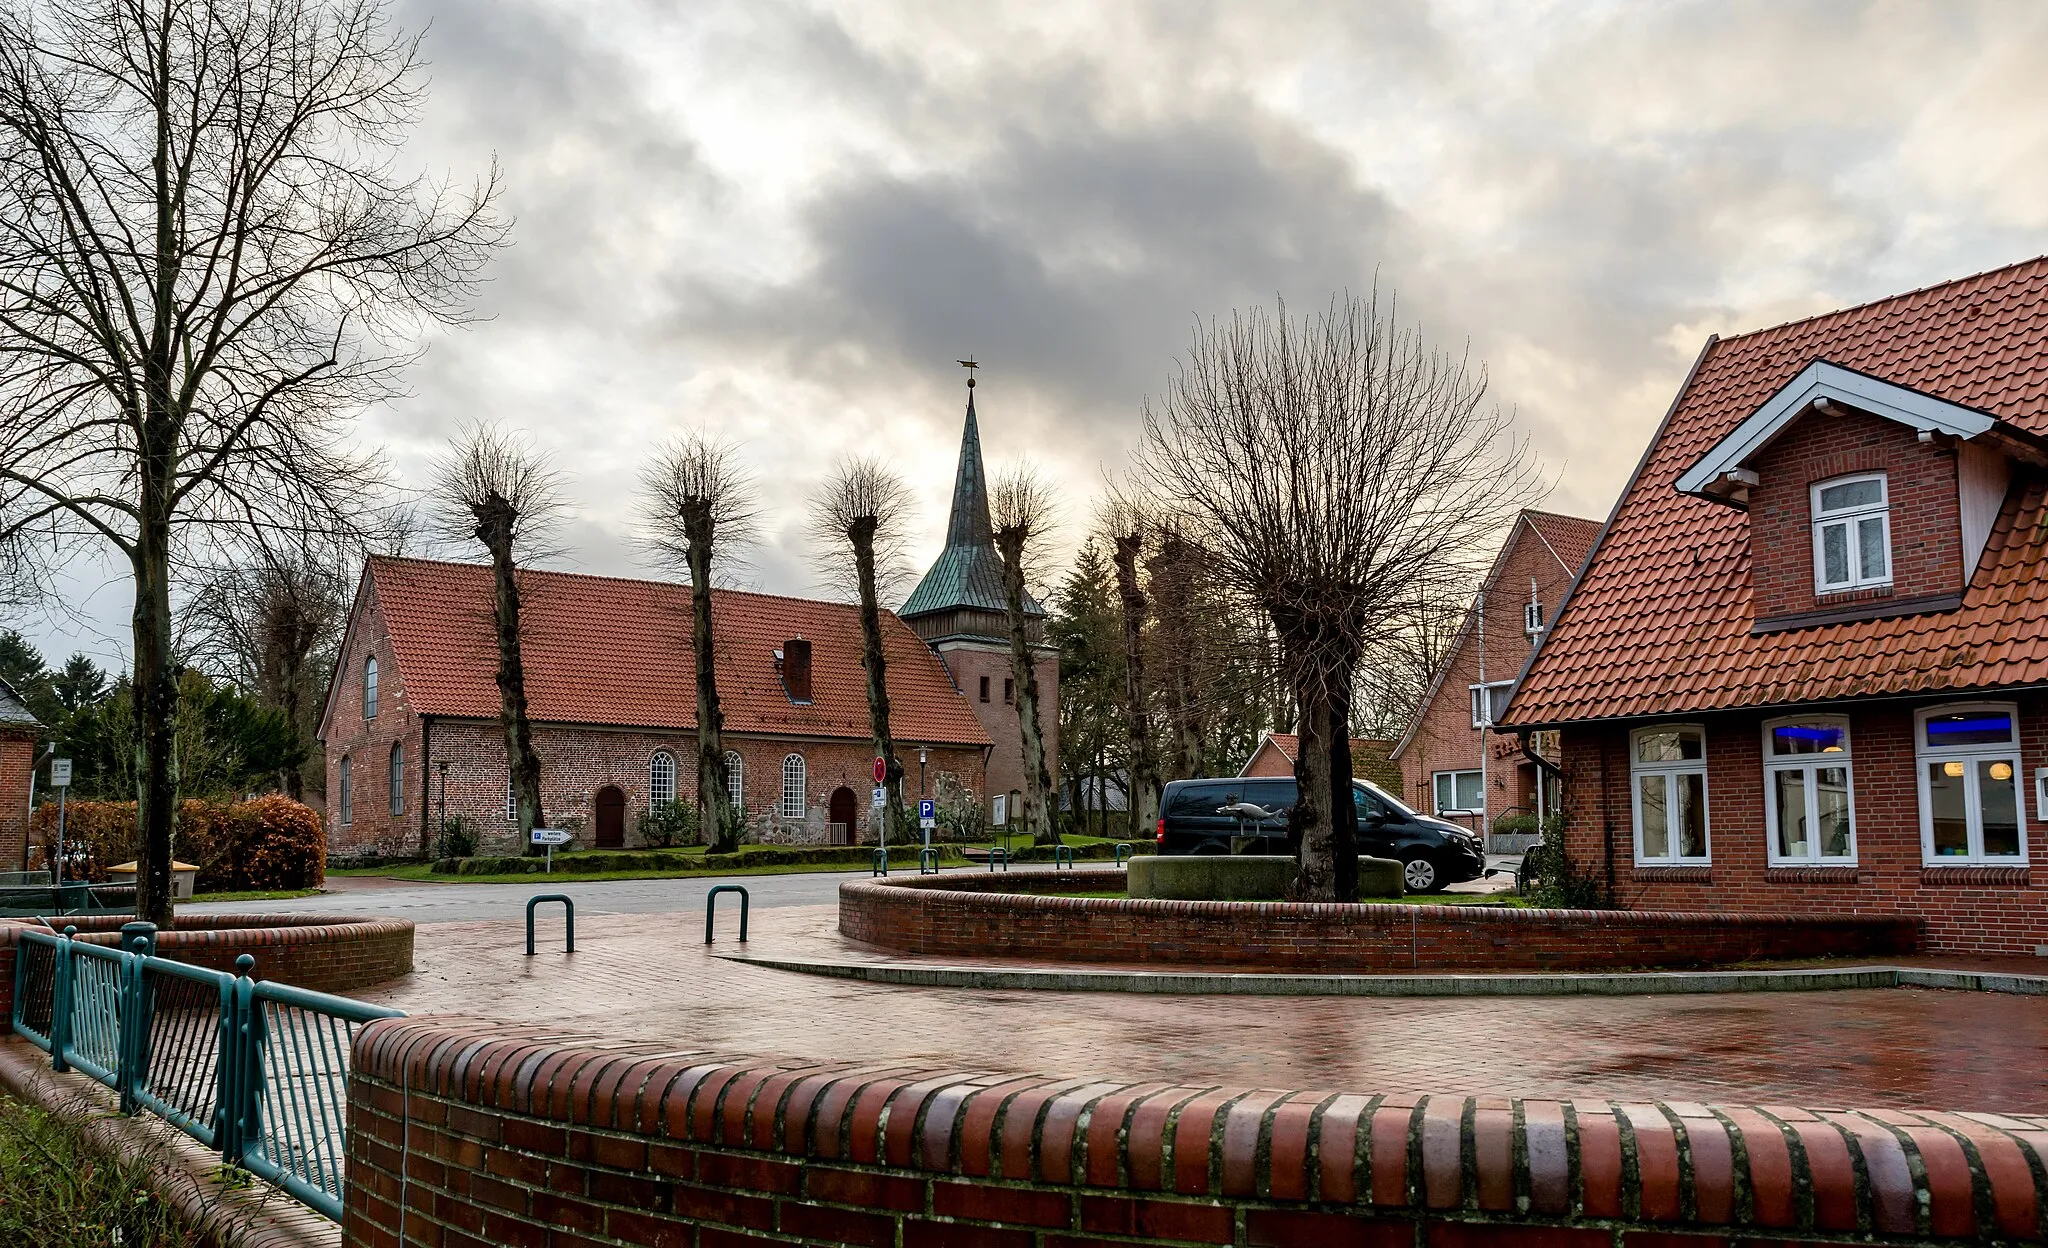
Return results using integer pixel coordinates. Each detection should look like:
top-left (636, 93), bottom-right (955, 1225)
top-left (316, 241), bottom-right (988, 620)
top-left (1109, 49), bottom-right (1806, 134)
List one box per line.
top-left (873, 756), bottom-right (887, 784)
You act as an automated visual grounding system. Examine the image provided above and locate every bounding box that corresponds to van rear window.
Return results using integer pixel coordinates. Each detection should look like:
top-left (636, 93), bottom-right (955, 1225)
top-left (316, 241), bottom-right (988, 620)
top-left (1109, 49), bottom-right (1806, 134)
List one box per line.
top-left (1166, 783), bottom-right (1237, 817)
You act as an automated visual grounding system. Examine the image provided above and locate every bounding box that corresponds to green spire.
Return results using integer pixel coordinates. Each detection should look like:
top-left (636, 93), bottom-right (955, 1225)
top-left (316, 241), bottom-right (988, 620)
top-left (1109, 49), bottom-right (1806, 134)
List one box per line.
top-left (900, 381), bottom-right (1042, 624)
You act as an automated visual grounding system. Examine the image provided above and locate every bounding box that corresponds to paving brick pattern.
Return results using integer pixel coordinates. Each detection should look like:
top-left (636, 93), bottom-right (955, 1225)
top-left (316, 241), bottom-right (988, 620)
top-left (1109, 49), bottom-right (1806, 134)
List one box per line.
top-left (342, 1015), bottom-right (2048, 1248)
top-left (357, 906), bottom-right (2048, 1113)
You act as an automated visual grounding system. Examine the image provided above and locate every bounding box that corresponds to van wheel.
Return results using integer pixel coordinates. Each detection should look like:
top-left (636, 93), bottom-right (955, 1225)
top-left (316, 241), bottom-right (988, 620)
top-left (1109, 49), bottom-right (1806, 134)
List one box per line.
top-left (1193, 842), bottom-right (1228, 856)
top-left (1401, 854), bottom-right (1442, 893)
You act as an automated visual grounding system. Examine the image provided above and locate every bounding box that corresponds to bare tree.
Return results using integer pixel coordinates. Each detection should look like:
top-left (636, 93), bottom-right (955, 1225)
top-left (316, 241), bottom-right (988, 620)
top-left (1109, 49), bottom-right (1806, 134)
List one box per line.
top-left (641, 432), bottom-right (758, 853)
top-left (0, 0), bottom-right (504, 923)
top-left (431, 423), bottom-right (562, 845)
top-left (990, 465), bottom-right (1060, 846)
top-left (806, 456), bottom-right (915, 842)
top-left (1133, 291), bottom-right (1539, 901)
top-left (1145, 525), bottom-right (1210, 780)
top-left (181, 549), bottom-right (347, 799)
top-left (1099, 497), bottom-right (1160, 840)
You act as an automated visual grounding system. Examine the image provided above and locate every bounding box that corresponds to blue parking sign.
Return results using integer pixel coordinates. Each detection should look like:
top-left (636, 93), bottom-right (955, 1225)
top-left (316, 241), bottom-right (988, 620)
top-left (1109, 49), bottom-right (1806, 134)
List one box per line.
top-left (918, 799), bottom-right (937, 827)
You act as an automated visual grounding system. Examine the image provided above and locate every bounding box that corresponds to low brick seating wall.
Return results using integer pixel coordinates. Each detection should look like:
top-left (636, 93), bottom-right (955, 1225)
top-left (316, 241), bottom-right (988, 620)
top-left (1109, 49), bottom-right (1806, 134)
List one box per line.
top-left (839, 870), bottom-right (1922, 971)
top-left (0, 912), bottom-right (413, 1028)
top-left (343, 1017), bottom-right (2043, 1248)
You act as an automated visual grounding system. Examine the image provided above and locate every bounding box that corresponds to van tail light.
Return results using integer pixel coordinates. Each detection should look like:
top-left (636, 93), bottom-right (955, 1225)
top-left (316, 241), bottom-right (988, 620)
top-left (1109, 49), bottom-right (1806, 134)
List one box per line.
top-left (1156, 817), bottom-right (1166, 845)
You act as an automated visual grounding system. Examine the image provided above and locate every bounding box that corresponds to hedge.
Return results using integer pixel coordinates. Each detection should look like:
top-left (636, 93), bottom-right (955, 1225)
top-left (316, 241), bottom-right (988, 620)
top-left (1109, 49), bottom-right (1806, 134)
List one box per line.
top-left (430, 842), bottom-right (967, 877)
top-left (29, 795), bottom-right (326, 894)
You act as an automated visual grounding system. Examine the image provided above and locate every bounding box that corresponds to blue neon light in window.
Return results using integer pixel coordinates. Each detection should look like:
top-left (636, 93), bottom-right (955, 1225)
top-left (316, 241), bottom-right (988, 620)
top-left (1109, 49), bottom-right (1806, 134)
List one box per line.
top-left (1924, 713), bottom-right (2014, 747)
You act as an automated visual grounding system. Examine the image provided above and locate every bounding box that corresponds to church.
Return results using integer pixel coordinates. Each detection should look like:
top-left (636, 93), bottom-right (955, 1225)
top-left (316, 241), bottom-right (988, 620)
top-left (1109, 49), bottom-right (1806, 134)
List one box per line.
top-left (316, 385), bottom-right (1058, 859)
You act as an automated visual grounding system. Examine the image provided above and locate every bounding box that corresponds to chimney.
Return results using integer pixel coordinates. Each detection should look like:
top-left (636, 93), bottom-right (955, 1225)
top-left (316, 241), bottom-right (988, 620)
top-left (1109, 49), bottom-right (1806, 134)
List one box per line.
top-left (783, 637), bottom-right (812, 703)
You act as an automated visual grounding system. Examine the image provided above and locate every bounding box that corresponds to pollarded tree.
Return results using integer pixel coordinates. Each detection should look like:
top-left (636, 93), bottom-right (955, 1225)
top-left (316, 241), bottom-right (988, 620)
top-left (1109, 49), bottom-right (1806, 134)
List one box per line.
top-left (990, 465), bottom-right (1060, 846)
top-left (1100, 500), bottom-right (1160, 840)
top-left (1133, 291), bottom-right (1539, 901)
top-left (805, 456), bottom-right (915, 842)
top-left (431, 423), bottom-right (563, 845)
top-left (641, 433), bottom-right (758, 853)
top-left (0, 0), bottom-right (504, 923)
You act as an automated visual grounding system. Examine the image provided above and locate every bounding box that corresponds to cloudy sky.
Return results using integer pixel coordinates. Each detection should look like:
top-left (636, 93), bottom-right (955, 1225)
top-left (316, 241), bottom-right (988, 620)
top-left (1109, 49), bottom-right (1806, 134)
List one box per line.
top-left (17, 0), bottom-right (2048, 667)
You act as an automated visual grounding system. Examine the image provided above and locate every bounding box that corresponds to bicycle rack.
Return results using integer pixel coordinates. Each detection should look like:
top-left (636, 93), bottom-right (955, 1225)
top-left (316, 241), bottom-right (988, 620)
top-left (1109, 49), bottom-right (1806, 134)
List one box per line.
top-left (1053, 844), bottom-right (1074, 870)
top-left (1114, 843), bottom-right (1133, 867)
top-left (525, 894), bottom-right (574, 956)
top-left (919, 848), bottom-right (940, 875)
top-left (705, 885), bottom-right (750, 943)
top-left (871, 847), bottom-right (890, 876)
top-left (987, 845), bottom-right (1009, 872)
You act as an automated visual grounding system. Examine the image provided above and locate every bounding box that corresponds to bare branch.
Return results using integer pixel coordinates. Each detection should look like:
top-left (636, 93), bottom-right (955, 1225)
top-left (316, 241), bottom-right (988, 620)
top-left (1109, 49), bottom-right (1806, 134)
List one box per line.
top-left (427, 420), bottom-right (566, 564)
top-left (637, 430), bottom-right (760, 583)
top-left (803, 454), bottom-right (915, 603)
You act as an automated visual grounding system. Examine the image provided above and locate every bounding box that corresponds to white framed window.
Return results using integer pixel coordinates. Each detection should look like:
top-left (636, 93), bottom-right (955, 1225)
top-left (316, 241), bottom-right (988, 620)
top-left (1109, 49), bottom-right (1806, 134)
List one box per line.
top-left (1433, 769), bottom-right (1484, 815)
top-left (1523, 601), bottom-right (1544, 639)
top-left (1811, 473), bottom-right (1891, 592)
top-left (1631, 725), bottom-right (1709, 865)
top-left (388, 743), bottom-right (405, 817)
top-left (724, 751), bottom-right (744, 807)
top-left (363, 656), bottom-right (378, 719)
top-left (506, 775), bottom-right (518, 822)
top-left (338, 755), bottom-right (353, 826)
top-left (1762, 717), bottom-right (1854, 864)
top-left (649, 750), bottom-right (677, 806)
top-left (779, 753), bottom-right (806, 820)
top-left (1469, 681), bottom-right (1514, 728)
top-left (1917, 703), bottom-right (2024, 865)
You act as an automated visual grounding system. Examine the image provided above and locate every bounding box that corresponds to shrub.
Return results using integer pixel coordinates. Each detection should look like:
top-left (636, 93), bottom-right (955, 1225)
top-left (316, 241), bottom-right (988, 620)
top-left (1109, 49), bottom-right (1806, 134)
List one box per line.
top-left (636, 800), bottom-right (697, 849)
top-left (1522, 814), bottom-right (1605, 909)
top-left (28, 795), bottom-right (324, 893)
top-left (436, 815), bottom-right (477, 859)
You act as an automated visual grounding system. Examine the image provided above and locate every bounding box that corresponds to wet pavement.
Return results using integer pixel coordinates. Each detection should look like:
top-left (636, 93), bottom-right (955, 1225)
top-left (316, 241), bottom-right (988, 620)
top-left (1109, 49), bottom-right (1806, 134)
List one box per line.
top-left (344, 902), bottom-right (2048, 1113)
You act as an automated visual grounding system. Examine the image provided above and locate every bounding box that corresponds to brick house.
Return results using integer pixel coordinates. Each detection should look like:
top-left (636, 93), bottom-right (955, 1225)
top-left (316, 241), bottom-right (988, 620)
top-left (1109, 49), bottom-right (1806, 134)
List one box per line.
top-left (1502, 256), bottom-right (2048, 955)
top-left (1240, 732), bottom-right (1400, 792)
top-left (317, 558), bottom-right (997, 859)
top-left (1389, 510), bottom-right (1598, 847)
top-left (0, 679), bottom-right (37, 871)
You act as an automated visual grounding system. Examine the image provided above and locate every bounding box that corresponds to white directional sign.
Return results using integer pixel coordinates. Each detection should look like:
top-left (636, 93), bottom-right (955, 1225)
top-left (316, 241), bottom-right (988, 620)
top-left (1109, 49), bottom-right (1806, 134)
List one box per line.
top-left (49, 758), bottom-right (71, 787)
top-left (872, 785), bottom-right (888, 806)
top-left (918, 799), bottom-right (936, 829)
top-left (530, 828), bottom-right (572, 846)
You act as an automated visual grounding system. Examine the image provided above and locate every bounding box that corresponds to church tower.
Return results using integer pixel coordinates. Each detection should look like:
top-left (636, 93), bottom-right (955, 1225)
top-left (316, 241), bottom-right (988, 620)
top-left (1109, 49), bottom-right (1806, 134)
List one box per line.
top-left (899, 377), bottom-right (1057, 822)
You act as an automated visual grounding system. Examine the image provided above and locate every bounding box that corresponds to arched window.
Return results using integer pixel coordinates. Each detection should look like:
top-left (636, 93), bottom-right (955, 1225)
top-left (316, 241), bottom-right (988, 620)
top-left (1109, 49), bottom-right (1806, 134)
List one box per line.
top-left (338, 755), bottom-right (353, 826)
top-left (779, 754), bottom-right (806, 820)
top-left (649, 750), bottom-right (677, 806)
top-left (388, 743), bottom-right (404, 816)
top-left (724, 751), bottom-right (744, 808)
top-left (363, 656), bottom-right (378, 719)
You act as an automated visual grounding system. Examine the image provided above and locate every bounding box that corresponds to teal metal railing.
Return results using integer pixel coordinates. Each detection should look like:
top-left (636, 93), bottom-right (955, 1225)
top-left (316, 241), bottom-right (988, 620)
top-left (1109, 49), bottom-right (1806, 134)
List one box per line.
top-left (8, 927), bottom-right (402, 1221)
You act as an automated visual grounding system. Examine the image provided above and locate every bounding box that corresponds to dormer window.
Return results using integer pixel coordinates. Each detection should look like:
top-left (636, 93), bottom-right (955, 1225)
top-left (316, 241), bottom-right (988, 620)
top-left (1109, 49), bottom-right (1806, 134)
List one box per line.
top-left (1811, 473), bottom-right (1890, 592)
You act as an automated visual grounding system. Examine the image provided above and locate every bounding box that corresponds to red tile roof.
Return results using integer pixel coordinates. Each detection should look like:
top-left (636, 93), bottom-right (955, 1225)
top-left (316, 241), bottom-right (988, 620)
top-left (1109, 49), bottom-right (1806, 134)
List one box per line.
top-left (1508, 256), bottom-right (2048, 726)
top-left (362, 557), bottom-right (992, 746)
top-left (1245, 734), bottom-right (1395, 766)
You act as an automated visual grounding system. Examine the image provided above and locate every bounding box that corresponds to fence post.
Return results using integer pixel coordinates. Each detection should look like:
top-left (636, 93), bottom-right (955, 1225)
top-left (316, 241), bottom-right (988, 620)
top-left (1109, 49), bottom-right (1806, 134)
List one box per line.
top-left (223, 954), bottom-right (258, 1165)
top-left (49, 927), bottom-right (74, 1073)
top-left (117, 937), bottom-right (147, 1114)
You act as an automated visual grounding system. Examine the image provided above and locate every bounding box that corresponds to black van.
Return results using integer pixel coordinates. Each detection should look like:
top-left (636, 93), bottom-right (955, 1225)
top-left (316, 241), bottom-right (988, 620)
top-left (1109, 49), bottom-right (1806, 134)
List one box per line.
top-left (1154, 775), bottom-right (1485, 892)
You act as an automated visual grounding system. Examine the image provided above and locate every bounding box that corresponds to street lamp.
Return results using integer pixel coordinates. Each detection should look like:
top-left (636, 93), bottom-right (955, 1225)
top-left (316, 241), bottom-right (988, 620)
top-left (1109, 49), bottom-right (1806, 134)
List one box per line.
top-left (436, 761), bottom-right (450, 854)
top-left (918, 746), bottom-right (928, 798)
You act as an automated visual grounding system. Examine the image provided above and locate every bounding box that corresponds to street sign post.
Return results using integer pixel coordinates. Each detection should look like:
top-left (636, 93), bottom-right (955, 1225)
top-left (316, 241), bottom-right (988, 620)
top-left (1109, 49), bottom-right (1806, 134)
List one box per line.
top-left (918, 799), bottom-right (936, 853)
top-left (49, 758), bottom-right (71, 889)
top-left (531, 827), bottom-right (572, 873)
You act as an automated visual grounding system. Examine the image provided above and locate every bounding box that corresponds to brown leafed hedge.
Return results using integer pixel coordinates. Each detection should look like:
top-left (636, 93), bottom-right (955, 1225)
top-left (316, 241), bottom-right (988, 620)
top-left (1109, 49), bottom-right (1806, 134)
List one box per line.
top-left (29, 795), bottom-right (325, 894)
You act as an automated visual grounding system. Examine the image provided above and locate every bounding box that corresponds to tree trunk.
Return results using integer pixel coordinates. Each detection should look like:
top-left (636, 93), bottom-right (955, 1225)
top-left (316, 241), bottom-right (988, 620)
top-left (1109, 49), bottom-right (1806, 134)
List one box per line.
top-left (1325, 681), bottom-right (1359, 902)
top-left (995, 532), bottom-right (1056, 845)
top-left (131, 521), bottom-right (178, 927)
top-left (850, 522), bottom-right (903, 843)
top-left (278, 661), bottom-right (304, 800)
top-left (685, 510), bottom-right (737, 853)
top-left (1283, 632), bottom-right (1360, 904)
top-left (488, 541), bottom-right (543, 842)
top-left (1110, 533), bottom-right (1159, 840)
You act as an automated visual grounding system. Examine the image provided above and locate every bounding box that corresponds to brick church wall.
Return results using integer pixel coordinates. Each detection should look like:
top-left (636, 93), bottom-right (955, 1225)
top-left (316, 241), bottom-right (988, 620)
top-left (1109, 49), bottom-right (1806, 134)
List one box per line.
top-left (1556, 691), bottom-right (2048, 955)
top-left (935, 640), bottom-right (1057, 825)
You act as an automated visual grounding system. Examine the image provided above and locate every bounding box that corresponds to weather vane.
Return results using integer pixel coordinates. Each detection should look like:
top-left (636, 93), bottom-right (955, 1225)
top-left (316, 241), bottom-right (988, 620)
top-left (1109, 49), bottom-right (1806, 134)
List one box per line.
top-left (958, 357), bottom-right (978, 388)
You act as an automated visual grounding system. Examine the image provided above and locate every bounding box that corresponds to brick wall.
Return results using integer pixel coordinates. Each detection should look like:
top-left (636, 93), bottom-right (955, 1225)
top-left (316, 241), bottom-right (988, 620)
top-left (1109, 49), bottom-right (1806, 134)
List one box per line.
top-left (0, 727), bottom-right (32, 871)
top-left (1557, 693), bottom-right (2048, 954)
top-left (343, 1017), bottom-right (2040, 1248)
top-left (325, 581), bottom-right (429, 859)
top-left (836, 870), bottom-right (1918, 971)
top-left (937, 640), bottom-right (1058, 824)
top-left (0, 913), bottom-right (411, 1029)
top-left (1396, 523), bottom-right (1578, 829)
top-left (1745, 406), bottom-right (1963, 621)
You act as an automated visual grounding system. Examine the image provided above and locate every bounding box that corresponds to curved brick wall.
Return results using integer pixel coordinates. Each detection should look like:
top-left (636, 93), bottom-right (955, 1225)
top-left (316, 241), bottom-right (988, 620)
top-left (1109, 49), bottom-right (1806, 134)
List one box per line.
top-left (840, 870), bottom-right (1922, 971)
top-left (343, 1017), bottom-right (2044, 1248)
top-left (0, 913), bottom-right (412, 1026)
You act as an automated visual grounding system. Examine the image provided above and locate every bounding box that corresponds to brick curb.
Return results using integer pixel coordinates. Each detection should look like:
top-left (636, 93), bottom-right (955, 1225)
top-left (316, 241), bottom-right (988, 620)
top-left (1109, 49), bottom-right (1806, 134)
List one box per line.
top-left (718, 953), bottom-right (2048, 996)
top-left (345, 1015), bottom-right (2048, 1247)
top-left (0, 1035), bottom-right (338, 1248)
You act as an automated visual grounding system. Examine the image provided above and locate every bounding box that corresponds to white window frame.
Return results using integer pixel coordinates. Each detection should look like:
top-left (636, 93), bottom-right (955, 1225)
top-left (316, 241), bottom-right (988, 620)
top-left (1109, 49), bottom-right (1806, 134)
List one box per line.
top-left (1630, 724), bottom-right (1710, 866)
top-left (388, 742), bottom-right (405, 817)
top-left (1810, 472), bottom-right (1892, 593)
top-left (779, 753), bottom-right (806, 820)
top-left (506, 775), bottom-right (518, 822)
top-left (363, 656), bottom-right (378, 720)
top-left (724, 751), bottom-right (744, 808)
top-left (1469, 680), bottom-right (1514, 729)
top-left (1915, 701), bottom-right (2026, 865)
top-left (649, 750), bottom-right (677, 807)
top-left (1760, 716), bottom-right (1856, 866)
top-left (1433, 769), bottom-right (1484, 816)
